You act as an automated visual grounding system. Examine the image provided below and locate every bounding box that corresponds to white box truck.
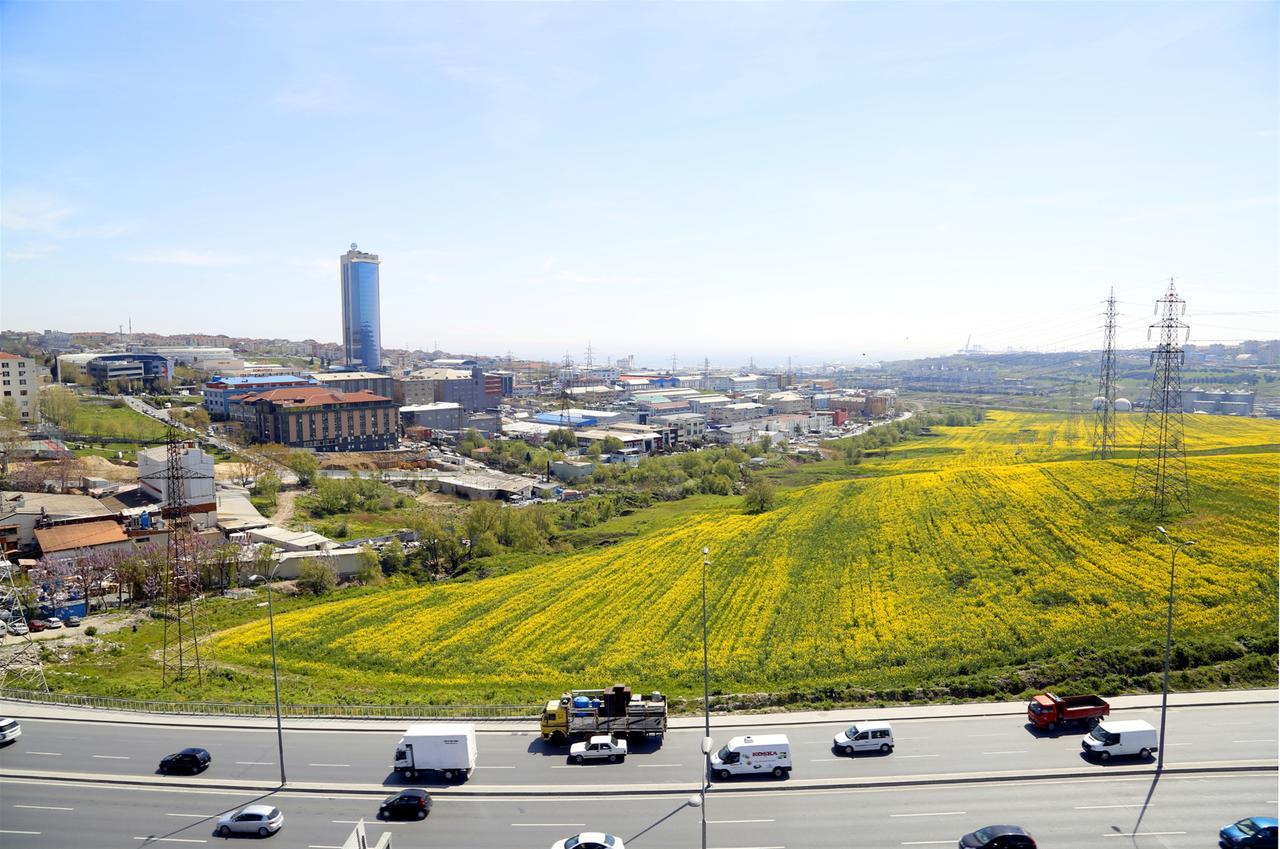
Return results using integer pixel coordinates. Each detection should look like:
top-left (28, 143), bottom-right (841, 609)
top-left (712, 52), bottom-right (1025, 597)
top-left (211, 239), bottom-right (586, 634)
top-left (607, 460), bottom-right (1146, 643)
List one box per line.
top-left (709, 734), bottom-right (792, 779)
top-left (392, 723), bottom-right (478, 781)
top-left (1081, 719), bottom-right (1158, 761)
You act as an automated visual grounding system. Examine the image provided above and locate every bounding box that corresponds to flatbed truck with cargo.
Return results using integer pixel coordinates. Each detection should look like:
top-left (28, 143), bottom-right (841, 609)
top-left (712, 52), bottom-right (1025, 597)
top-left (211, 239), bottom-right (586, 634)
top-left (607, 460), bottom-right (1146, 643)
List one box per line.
top-left (541, 685), bottom-right (667, 744)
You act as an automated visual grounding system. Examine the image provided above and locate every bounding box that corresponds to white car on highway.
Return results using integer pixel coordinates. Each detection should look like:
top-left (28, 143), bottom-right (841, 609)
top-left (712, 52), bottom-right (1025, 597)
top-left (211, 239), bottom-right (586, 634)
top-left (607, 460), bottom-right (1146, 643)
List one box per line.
top-left (833, 720), bottom-right (894, 754)
top-left (569, 735), bottom-right (627, 764)
top-left (216, 804), bottom-right (283, 837)
top-left (551, 833), bottom-right (625, 849)
top-left (0, 717), bottom-right (21, 744)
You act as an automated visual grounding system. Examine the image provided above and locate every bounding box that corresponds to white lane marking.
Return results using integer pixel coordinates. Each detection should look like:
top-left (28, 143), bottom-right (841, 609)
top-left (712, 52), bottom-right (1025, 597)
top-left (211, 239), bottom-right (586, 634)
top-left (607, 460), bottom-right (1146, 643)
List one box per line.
top-left (1076, 804), bottom-right (1146, 809)
top-left (473, 765), bottom-right (516, 769)
top-left (1232, 739), bottom-right (1277, 743)
top-left (890, 811), bottom-right (966, 818)
top-left (132, 839), bottom-right (207, 844)
top-left (165, 814), bottom-right (211, 818)
top-left (93, 754), bottom-right (130, 759)
top-left (810, 757), bottom-right (843, 762)
top-left (708, 819), bottom-right (777, 824)
top-left (637, 763), bottom-right (684, 767)
top-left (901, 842), bottom-right (955, 846)
top-left (309, 845), bottom-right (344, 849)
top-left (26, 751), bottom-right (61, 756)
top-left (1102, 833), bottom-right (1186, 838)
top-left (896, 754), bottom-right (941, 759)
top-left (706, 846), bottom-right (785, 849)
top-left (981, 750), bottom-right (1026, 755)
top-left (13, 804), bottom-right (73, 811)
top-left (0, 830), bottom-right (42, 835)
top-left (512, 823), bottom-right (588, 827)
top-left (967, 733), bottom-right (1006, 737)
top-left (234, 761), bottom-right (273, 765)
top-left (308, 763), bottom-right (351, 767)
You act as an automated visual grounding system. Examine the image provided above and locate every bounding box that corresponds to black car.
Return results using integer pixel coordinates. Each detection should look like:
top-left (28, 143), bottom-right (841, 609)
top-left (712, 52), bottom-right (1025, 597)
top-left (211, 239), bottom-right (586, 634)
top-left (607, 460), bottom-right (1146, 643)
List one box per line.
top-left (158, 747), bottom-right (211, 774)
top-left (378, 789), bottom-right (432, 820)
top-left (64, 615), bottom-right (82, 627)
top-left (959, 824), bottom-right (1037, 849)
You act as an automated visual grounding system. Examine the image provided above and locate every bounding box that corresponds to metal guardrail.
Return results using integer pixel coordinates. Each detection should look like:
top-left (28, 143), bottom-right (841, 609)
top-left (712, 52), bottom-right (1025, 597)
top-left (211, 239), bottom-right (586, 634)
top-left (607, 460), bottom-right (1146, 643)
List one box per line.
top-left (0, 688), bottom-right (540, 720)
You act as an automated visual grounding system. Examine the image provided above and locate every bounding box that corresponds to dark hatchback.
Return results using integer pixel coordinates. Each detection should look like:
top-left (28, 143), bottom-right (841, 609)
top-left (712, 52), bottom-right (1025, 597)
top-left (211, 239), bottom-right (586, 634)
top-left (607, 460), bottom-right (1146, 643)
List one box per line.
top-left (158, 747), bottom-right (211, 774)
top-left (959, 825), bottom-right (1037, 849)
top-left (378, 789), bottom-right (432, 820)
top-left (1221, 817), bottom-right (1279, 849)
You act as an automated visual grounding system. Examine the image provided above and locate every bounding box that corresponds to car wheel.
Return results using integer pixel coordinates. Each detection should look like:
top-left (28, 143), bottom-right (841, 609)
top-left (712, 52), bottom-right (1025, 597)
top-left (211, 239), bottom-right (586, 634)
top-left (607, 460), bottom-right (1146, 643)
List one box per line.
top-left (1139, 748), bottom-right (1151, 759)
top-left (1046, 721), bottom-right (1057, 732)
top-left (443, 769), bottom-right (455, 781)
top-left (716, 769), bottom-right (730, 780)
top-left (259, 827), bottom-right (270, 837)
top-left (551, 731), bottom-right (567, 745)
top-left (218, 825), bottom-right (231, 837)
top-left (417, 810), bottom-right (427, 820)
top-left (879, 743), bottom-right (892, 753)
top-left (772, 766), bottom-right (785, 778)
top-left (405, 769), bottom-right (416, 779)
top-left (840, 745), bottom-right (853, 756)
top-left (1087, 717), bottom-right (1101, 728)
top-left (573, 754), bottom-right (584, 764)
top-left (608, 754), bottom-right (619, 763)
top-left (1099, 751), bottom-right (1111, 761)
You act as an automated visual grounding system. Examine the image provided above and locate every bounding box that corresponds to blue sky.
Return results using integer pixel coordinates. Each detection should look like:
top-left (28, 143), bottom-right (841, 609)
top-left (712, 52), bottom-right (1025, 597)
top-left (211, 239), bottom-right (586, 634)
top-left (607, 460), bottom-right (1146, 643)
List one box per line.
top-left (2, 2), bottom-right (1275, 365)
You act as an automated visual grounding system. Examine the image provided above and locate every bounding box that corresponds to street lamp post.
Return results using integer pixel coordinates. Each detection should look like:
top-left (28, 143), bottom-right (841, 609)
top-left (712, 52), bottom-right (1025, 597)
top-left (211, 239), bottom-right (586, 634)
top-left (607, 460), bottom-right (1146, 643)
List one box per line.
top-left (699, 546), bottom-right (712, 849)
top-left (1154, 526), bottom-right (1194, 772)
top-left (249, 566), bottom-right (286, 786)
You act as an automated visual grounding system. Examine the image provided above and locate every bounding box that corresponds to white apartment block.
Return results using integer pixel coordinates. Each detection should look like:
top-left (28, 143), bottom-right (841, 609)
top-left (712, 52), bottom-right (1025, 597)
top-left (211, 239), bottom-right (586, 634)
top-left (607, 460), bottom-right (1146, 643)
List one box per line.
top-left (0, 352), bottom-right (40, 423)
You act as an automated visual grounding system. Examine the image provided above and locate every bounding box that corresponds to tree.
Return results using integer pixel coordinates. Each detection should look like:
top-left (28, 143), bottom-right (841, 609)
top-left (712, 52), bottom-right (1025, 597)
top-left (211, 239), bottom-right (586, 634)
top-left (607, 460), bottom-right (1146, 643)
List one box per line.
top-left (547, 428), bottom-right (577, 451)
top-left (251, 470), bottom-right (281, 509)
top-left (601, 436), bottom-right (624, 454)
top-left (40, 385), bottom-right (78, 429)
top-left (379, 539), bottom-right (405, 575)
top-left (758, 434), bottom-right (772, 453)
top-left (742, 478), bottom-right (777, 514)
top-left (296, 558), bottom-right (337, 595)
top-left (0, 408), bottom-right (25, 486)
top-left (357, 545), bottom-right (384, 583)
top-left (285, 449), bottom-right (319, 486)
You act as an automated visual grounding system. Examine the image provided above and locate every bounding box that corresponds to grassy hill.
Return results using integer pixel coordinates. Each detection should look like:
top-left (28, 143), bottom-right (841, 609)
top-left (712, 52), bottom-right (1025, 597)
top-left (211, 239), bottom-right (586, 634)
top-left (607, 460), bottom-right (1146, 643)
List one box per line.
top-left (202, 410), bottom-right (1277, 705)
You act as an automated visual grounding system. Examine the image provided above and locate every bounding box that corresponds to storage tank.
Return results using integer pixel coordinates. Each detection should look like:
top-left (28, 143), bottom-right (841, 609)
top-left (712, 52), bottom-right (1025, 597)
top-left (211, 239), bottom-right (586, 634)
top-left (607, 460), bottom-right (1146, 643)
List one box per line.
top-left (1114, 398), bottom-right (1133, 412)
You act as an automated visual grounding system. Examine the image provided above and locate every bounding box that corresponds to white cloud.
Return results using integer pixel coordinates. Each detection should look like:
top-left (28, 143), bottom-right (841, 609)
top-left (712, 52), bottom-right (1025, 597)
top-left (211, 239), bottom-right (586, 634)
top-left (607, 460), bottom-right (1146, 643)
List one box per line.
top-left (126, 249), bottom-right (250, 268)
top-left (3, 242), bottom-right (57, 262)
top-left (1, 189), bottom-right (132, 239)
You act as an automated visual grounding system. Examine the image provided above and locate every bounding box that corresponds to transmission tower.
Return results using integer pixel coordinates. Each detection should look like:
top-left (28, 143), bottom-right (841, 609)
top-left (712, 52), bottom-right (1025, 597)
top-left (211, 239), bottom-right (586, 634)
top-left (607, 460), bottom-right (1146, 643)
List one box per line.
top-left (1091, 288), bottom-right (1119, 459)
top-left (0, 560), bottom-right (48, 692)
top-left (146, 425), bottom-right (208, 684)
top-left (1131, 280), bottom-right (1191, 515)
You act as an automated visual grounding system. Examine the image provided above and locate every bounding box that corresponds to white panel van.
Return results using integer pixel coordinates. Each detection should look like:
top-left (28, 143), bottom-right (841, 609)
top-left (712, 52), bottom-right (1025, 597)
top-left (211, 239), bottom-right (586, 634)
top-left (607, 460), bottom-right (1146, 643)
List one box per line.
top-left (1081, 719), bottom-right (1158, 761)
top-left (709, 734), bottom-right (792, 778)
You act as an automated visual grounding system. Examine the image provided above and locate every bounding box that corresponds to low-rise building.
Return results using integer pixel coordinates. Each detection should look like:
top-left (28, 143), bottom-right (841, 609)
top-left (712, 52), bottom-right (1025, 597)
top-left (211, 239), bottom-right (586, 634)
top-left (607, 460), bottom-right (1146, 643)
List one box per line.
top-left (0, 491), bottom-right (114, 554)
top-left (707, 422), bottom-right (760, 446)
top-left (707, 401), bottom-right (768, 424)
top-left (133, 345), bottom-right (242, 373)
top-left (137, 443), bottom-right (217, 529)
top-left (241, 386), bottom-right (398, 452)
top-left (85, 353), bottom-right (172, 386)
top-left (650, 412), bottom-right (707, 443)
top-left (401, 402), bottom-right (465, 433)
top-left (551, 459), bottom-right (596, 483)
top-left (0, 352), bottom-right (40, 423)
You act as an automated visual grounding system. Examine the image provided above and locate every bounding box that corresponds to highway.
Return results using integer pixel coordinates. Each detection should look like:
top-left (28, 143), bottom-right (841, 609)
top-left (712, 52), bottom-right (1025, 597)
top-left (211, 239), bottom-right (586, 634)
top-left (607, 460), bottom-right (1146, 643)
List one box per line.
top-left (0, 702), bottom-right (1274, 789)
top-left (0, 767), bottom-right (1274, 848)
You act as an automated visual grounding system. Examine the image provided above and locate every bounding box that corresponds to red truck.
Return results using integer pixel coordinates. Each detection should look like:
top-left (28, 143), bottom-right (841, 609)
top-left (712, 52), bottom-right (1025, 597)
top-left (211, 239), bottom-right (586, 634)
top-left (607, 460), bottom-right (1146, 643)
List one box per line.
top-left (1026, 692), bottom-right (1110, 731)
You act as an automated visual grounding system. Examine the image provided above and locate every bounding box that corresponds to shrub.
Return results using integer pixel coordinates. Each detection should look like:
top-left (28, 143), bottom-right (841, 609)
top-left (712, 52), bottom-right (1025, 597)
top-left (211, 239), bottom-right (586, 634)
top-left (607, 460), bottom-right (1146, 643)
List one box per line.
top-left (296, 559), bottom-right (337, 596)
top-left (742, 478), bottom-right (777, 514)
top-left (83, 626), bottom-right (98, 637)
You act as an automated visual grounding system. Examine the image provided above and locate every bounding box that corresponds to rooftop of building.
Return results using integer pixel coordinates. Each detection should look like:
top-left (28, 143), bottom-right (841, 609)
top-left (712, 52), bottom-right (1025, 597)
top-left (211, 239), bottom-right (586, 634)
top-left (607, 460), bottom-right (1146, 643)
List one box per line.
top-left (404, 367), bottom-right (474, 381)
top-left (1, 491), bottom-right (114, 518)
top-left (35, 519), bottom-right (128, 553)
top-left (207, 374), bottom-right (316, 387)
top-left (240, 387), bottom-right (393, 408)
top-left (312, 371), bottom-right (389, 382)
top-left (400, 402), bottom-right (463, 412)
top-left (0, 352), bottom-right (26, 360)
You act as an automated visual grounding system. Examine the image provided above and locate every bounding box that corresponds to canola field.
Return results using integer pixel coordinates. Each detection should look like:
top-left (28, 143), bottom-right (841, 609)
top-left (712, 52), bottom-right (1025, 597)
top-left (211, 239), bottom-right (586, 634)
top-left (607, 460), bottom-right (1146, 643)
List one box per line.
top-left (212, 411), bottom-right (1279, 704)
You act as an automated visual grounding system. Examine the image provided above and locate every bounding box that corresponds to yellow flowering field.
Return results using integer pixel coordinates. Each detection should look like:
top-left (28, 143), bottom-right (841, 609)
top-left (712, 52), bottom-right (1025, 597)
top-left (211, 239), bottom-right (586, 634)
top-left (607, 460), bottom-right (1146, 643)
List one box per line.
top-left (211, 412), bottom-right (1279, 704)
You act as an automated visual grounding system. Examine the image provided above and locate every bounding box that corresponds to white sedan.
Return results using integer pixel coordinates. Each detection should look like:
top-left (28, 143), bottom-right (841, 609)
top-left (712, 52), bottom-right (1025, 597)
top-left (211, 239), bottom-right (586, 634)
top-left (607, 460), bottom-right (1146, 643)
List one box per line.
top-left (43, 617), bottom-right (63, 629)
top-left (216, 804), bottom-right (283, 837)
top-left (569, 735), bottom-right (628, 764)
top-left (551, 833), bottom-right (625, 849)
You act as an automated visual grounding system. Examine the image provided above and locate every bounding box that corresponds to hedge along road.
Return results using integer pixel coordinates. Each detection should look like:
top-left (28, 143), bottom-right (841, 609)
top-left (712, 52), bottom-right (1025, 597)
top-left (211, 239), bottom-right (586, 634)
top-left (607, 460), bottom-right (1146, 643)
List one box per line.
top-left (1, 701), bottom-right (1275, 791)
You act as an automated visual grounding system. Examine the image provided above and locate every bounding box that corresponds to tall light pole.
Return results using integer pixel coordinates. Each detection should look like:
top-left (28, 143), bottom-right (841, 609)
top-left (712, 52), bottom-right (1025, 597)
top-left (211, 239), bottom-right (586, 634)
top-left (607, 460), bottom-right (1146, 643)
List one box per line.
top-left (699, 546), bottom-right (711, 849)
top-left (249, 566), bottom-right (286, 786)
top-left (1154, 526), bottom-right (1194, 772)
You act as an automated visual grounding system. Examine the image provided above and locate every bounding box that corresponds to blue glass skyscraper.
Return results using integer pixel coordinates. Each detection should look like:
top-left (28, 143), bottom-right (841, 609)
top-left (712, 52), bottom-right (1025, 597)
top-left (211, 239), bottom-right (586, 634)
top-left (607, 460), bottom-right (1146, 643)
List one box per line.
top-left (340, 244), bottom-right (382, 371)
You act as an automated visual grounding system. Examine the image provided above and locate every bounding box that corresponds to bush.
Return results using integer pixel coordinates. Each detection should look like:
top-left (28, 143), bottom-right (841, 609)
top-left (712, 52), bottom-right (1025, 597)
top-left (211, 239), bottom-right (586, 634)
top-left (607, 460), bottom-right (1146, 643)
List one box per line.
top-left (742, 478), bottom-right (777, 514)
top-left (296, 559), bottom-right (337, 596)
top-left (84, 626), bottom-right (98, 637)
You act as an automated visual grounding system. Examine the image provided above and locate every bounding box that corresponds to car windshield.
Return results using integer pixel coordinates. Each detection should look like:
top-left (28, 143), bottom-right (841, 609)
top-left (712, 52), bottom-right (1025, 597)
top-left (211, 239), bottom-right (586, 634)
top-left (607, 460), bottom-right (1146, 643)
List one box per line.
top-left (1088, 726), bottom-right (1118, 745)
top-left (973, 828), bottom-right (997, 841)
top-left (267, 808), bottom-right (279, 818)
top-left (716, 745), bottom-right (731, 760)
top-left (845, 724), bottom-right (859, 736)
top-left (1236, 819), bottom-right (1259, 836)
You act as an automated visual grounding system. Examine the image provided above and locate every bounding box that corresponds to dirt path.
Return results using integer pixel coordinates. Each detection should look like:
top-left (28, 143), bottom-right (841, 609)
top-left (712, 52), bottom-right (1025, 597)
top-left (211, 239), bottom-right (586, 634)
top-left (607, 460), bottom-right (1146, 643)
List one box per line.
top-left (270, 488), bottom-right (301, 527)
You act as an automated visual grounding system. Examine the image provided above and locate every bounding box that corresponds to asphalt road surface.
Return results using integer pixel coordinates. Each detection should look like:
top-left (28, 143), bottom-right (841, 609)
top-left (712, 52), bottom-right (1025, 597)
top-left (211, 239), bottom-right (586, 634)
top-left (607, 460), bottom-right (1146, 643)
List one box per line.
top-left (1, 702), bottom-right (1274, 789)
top-left (0, 766), bottom-right (1273, 848)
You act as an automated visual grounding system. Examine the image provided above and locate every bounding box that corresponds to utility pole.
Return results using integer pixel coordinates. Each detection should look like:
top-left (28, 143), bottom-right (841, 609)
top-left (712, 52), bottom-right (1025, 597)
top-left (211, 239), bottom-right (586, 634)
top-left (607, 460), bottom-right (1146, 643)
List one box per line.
top-left (1091, 288), bottom-right (1119, 459)
top-left (1132, 280), bottom-right (1191, 515)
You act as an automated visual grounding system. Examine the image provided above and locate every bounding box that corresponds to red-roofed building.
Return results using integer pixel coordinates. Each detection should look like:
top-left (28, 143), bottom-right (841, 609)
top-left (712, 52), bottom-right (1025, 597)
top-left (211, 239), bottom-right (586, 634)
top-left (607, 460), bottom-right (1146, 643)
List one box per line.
top-left (240, 386), bottom-right (399, 452)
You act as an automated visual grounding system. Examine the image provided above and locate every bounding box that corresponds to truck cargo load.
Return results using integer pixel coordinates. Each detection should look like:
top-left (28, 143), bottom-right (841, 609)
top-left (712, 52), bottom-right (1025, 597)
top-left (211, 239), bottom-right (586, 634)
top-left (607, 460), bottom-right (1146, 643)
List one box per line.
top-left (541, 684), bottom-right (667, 744)
top-left (392, 722), bottom-right (477, 781)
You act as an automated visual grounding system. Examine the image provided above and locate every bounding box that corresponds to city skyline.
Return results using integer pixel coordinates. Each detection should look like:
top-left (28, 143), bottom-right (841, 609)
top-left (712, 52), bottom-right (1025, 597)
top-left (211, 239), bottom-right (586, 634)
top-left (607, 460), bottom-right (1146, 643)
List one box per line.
top-left (2, 2), bottom-right (1276, 362)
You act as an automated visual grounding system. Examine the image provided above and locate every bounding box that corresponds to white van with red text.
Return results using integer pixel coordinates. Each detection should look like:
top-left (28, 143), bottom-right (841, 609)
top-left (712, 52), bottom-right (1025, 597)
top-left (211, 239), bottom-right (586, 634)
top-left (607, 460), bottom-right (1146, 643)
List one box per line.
top-left (710, 734), bottom-right (792, 778)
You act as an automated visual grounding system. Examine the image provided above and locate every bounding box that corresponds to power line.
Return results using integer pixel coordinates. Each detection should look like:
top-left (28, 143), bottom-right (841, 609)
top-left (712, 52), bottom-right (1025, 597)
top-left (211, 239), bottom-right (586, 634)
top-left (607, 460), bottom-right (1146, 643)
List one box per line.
top-left (1131, 280), bottom-right (1192, 516)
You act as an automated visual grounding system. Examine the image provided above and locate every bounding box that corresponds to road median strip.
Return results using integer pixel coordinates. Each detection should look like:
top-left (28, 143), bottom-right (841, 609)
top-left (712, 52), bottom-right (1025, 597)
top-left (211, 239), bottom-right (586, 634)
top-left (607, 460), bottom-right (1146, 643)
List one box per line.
top-left (2, 759), bottom-right (1274, 798)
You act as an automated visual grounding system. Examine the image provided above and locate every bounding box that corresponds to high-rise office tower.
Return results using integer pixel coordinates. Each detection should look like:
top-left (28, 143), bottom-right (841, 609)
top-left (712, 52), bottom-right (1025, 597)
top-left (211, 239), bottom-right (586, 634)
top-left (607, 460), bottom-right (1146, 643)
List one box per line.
top-left (340, 243), bottom-right (382, 371)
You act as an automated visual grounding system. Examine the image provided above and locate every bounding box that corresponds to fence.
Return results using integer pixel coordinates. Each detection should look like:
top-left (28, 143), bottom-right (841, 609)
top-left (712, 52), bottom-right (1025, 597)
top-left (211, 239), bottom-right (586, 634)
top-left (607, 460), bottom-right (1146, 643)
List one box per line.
top-left (0, 687), bottom-right (540, 720)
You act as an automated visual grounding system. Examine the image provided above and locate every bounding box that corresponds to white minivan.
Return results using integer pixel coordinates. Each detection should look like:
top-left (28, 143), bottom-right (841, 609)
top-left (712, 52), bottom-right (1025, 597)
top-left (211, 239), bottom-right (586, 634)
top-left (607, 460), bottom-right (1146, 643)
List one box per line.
top-left (833, 720), bottom-right (894, 755)
top-left (710, 734), bottom-right (792, 779)
top-left (1081, 719), bottom-right (1158, 761)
